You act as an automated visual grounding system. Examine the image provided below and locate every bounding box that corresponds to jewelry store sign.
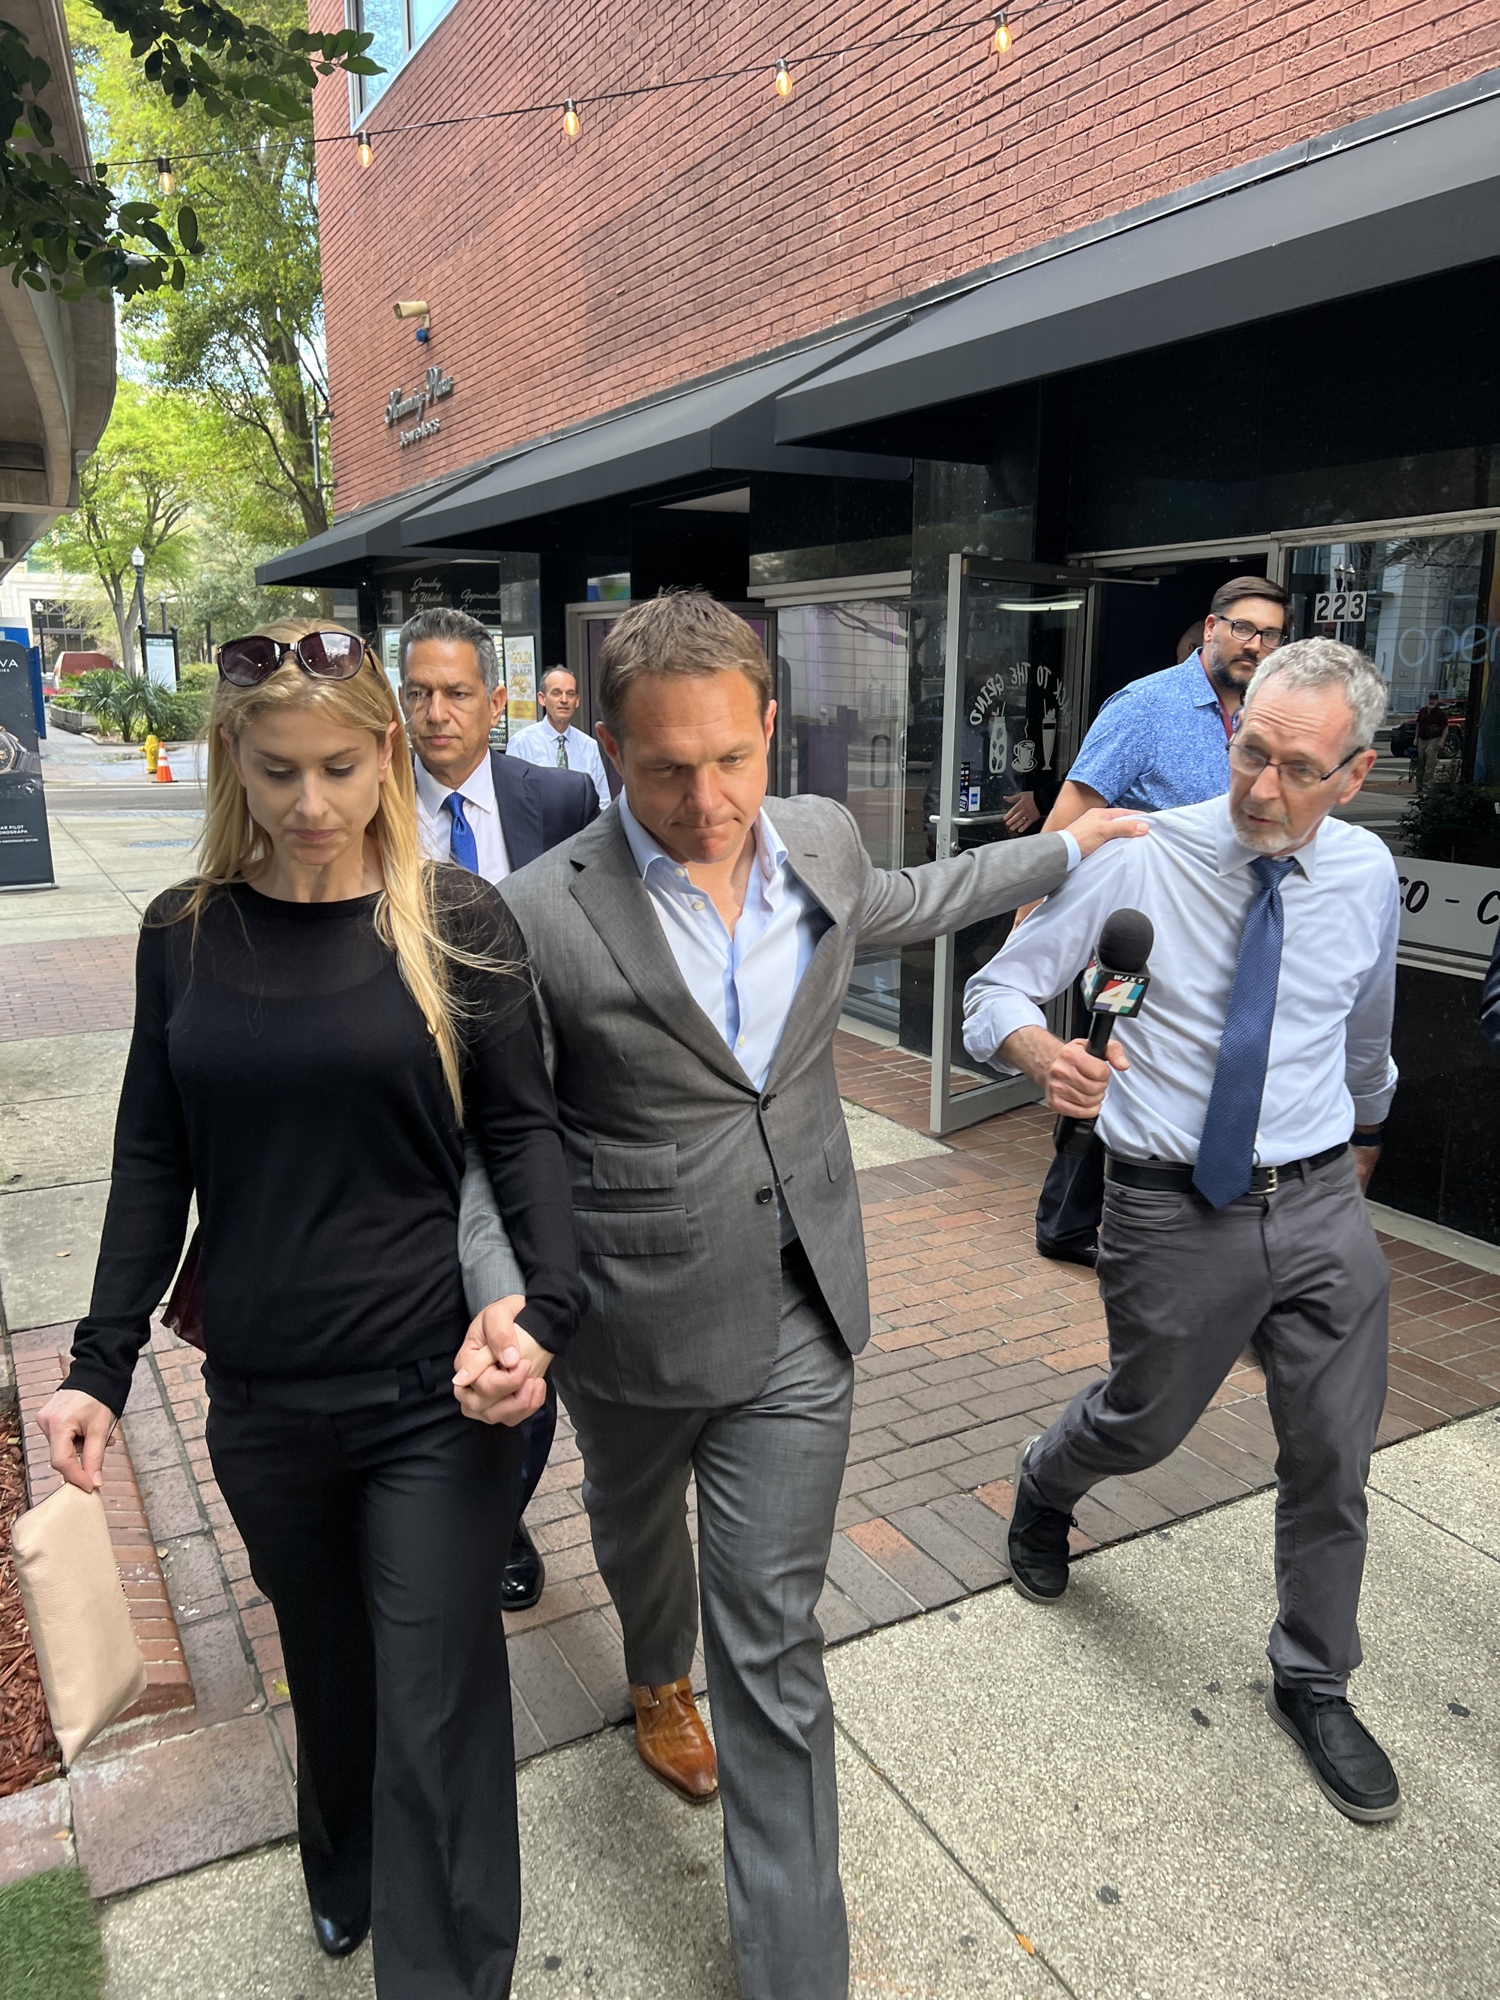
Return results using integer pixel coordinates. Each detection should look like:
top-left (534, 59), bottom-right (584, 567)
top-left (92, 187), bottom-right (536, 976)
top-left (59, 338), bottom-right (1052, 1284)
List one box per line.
top-left (385, 365), bottom-right (454, 447)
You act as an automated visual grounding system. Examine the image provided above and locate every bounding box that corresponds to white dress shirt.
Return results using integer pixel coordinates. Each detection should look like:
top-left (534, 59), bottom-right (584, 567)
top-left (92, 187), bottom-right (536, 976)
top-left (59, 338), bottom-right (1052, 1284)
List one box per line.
top-left (413, 750), bottom-right (511, 883)
top-left (507, 720), bottom-right (612, 811)
top-left (963, 796), bottom-right (1399, 1167)
top-left (617, 796), bottom-right (825, 1091)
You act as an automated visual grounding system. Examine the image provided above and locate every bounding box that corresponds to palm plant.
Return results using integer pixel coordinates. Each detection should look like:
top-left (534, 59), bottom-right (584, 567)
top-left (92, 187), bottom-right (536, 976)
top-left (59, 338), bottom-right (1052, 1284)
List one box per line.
top-left (69, 668), bottom-right (151, 742)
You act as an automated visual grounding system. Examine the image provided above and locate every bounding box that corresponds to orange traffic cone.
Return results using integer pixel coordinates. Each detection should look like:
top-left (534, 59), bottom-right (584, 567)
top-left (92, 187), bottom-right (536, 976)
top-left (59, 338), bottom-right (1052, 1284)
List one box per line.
top-left (155, 746), bottom-right (174, 784)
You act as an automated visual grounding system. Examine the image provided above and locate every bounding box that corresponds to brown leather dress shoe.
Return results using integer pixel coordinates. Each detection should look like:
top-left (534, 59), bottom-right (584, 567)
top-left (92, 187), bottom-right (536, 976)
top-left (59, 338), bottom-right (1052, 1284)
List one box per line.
top-left (630, 1678), bottom-right (719, 1804)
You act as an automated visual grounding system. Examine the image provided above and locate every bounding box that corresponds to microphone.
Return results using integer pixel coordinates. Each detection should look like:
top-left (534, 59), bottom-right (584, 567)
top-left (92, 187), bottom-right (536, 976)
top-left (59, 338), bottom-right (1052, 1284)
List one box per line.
top-left (1053, 908), bottom-right (1154, 1158)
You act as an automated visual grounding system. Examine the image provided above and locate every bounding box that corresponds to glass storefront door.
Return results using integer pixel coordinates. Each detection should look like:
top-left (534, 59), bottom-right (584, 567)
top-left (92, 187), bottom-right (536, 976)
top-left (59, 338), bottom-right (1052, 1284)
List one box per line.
top-left (1287, 534), bottom-right (1492, 745)
top-left (927, 555), bottom-right (1090, 1132)
top-left (774, 595), bottom-right (910, 1033)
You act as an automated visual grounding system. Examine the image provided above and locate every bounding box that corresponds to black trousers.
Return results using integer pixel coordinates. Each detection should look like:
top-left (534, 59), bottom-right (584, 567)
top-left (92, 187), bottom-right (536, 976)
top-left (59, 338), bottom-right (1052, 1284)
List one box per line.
top-left (518, 1378), bottom-right (557, 1527)
top-left (207, 1369), bottom-right (524, 2000)
top-left (1034, 1132), bottom-right (1106, 1256)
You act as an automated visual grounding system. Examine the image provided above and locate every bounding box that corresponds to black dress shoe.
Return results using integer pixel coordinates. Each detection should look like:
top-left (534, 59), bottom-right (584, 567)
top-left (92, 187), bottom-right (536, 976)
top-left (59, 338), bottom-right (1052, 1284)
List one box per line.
top-left (1007, 1436), bottom-right (1075, 1603)
top-left (499, 1519), bottom-right (545, 1612)
top-left (1267, 1682), bottom-right (1401, 1823)
top-left (312, 1911), bottom-right (369, 1958)
top-left (1035, 1235), bottom-right (1098, 1269)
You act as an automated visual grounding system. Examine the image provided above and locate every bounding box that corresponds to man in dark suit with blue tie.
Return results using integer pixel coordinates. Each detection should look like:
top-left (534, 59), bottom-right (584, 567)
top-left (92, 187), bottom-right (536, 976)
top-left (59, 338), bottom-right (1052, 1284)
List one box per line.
top-left (400, 606), bottom-right (599, 1608)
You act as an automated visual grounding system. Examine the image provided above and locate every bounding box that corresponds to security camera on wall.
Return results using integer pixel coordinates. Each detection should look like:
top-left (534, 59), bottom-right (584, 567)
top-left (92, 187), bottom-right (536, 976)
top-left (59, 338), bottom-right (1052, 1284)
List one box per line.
top-left (393, 301), bottom-right (431, 344)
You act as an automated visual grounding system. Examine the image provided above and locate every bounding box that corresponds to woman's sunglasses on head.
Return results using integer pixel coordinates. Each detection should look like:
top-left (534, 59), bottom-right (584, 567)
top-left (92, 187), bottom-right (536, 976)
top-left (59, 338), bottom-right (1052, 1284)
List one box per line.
top-left (216, 630), bottom-right (371, 688)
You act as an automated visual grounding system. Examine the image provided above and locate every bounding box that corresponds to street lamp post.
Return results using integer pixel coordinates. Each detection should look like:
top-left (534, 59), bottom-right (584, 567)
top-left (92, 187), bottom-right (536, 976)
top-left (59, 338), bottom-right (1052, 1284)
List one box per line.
top-left (130, 546), bottom-right (147, 675)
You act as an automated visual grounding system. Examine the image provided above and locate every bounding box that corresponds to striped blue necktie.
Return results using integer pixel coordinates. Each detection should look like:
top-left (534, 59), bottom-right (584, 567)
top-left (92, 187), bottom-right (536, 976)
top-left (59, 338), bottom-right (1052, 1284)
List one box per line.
top-left (444, 792), bottom-right (479, 873)
top-left (1192, 855), bottom-right (1298, 1210)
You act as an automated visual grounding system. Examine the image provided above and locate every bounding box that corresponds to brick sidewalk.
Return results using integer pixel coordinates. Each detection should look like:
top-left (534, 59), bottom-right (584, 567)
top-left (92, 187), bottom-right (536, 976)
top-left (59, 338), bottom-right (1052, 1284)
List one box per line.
top-left (6, 1029), bottom-right (1500, 1898)
top-left (0, 938), bottom-right (137, 1043)
top-left (86, 1036), bottom-right (1500, 1767)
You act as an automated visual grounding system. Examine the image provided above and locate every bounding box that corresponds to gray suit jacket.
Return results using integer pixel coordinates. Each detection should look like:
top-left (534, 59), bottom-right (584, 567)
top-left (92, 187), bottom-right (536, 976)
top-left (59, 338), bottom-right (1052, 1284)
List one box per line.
top-left (462, 795), bottom-right (1070, 1407)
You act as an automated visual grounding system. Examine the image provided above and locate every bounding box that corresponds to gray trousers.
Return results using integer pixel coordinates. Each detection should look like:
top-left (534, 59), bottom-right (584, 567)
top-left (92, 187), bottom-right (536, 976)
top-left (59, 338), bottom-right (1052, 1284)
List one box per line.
top-left (561, 1244), bottom-right (854, 2000)
top-left (1027, 1151), bottom-right (1389, 1697)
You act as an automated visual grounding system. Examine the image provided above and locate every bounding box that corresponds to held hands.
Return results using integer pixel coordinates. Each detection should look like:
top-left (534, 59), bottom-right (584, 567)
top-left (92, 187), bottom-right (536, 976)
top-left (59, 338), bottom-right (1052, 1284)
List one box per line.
top-left (452, 1295), bottom-right (552, 1427)
top-left (1046, 1035), bottom-right (1130, 1120)
top-left (1068, 807), bottom-right (1151, 858)
top-left (35, 1389), bottom-right (116, 1494)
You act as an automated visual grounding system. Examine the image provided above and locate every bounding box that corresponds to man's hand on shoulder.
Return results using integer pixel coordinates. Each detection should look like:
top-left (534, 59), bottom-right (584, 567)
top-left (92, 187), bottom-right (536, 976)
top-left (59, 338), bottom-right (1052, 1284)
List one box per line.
top-left (1068, 807), bottom-right (1151, 858)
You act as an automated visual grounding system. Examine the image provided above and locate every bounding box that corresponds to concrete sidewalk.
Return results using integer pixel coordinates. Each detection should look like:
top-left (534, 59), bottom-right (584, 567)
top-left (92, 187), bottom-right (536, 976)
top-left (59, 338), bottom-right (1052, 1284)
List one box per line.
top-left (98, 1409), bottom-right (1500, 2000)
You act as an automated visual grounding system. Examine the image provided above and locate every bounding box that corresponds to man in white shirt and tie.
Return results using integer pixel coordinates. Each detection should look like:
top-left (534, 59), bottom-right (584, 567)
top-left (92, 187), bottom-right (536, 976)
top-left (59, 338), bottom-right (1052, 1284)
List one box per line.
top-left (505, 665), bottom-right (613, 810)
top-left (399, 606), bottom-right (599, 1611)
top-left (965, 637), bottom-right (1403, 1826)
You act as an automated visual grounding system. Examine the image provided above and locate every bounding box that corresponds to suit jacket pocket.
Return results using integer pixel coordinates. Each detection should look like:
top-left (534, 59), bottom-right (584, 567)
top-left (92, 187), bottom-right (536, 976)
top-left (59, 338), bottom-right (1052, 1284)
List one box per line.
top-left (576, 1206), bottom-right (692, 1256)
top-left (591, 1140), bottom-right (679, 1191)
top-left (824, 1119), bottom-right (854, 1181)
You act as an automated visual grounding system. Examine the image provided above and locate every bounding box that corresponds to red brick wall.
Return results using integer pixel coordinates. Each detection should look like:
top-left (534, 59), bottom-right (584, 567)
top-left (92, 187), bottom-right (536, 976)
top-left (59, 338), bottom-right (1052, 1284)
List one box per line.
top-left (312, 0), bottom-right (1500, 513)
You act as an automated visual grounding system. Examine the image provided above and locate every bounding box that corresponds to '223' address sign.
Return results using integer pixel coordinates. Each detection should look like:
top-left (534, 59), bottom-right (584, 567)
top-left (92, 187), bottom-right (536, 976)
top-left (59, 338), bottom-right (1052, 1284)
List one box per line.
top-left (385, 365), bottom-right (455, 448)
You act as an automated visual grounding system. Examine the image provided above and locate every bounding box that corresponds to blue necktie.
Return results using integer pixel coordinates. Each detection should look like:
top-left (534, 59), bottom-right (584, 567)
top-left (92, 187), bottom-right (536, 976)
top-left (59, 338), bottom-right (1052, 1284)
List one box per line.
top-left (1192, 855), bottom-right (1298, 1210)
top-left (444, 792), bottom-right (478, 873)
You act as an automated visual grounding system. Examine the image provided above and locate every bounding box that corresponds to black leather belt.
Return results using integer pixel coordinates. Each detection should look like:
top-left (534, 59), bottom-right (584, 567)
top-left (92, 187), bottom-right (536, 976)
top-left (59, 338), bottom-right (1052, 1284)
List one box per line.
top-left (1105, 1143), bottom-right (1347, 1196)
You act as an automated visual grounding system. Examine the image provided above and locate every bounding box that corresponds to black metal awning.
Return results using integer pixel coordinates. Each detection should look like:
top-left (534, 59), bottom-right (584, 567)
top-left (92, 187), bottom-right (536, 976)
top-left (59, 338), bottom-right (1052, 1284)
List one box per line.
top-left (402, 332), bottom-right (910, 547)
top-left (254, 466), bottom-right (499, 587)
top-left (775, 75), bottom-right (1500, 445)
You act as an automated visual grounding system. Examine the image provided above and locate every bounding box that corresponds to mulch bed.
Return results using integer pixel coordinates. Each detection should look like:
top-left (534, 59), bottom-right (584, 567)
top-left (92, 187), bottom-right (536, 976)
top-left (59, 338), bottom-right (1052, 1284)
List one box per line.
top-left (0, 1406), bottom-right (60, 1797)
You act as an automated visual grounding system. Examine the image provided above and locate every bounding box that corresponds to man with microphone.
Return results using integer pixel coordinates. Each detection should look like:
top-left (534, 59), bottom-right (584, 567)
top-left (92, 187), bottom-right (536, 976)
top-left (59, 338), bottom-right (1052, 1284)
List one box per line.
top-left (965, 637), bottom-right (1403, 1825)
top-left (1028, 576), bottom-right (1292, 1265)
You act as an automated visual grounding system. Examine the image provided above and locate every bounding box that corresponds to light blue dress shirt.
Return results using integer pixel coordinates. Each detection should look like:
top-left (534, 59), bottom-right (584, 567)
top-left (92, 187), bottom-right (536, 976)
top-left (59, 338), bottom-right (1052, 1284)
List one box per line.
top-left (963, 796), bottom-right (1399, 1167)
top-left (618, 796), bottom-right (826, 1091)
top-left (506, 719), bottom-right (613, 811)
top-left (1068, 652), bottom-right (1233, 810)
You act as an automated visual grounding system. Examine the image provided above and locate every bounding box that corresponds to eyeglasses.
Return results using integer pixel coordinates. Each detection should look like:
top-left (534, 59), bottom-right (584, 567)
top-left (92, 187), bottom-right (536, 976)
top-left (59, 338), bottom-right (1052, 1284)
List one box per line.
top-left (1228, 738), bottom-right (1361, 793)
top-left (1217, 617), bottom-right (1287, 649)
top-left (216, 630), bottom-right (370, 688)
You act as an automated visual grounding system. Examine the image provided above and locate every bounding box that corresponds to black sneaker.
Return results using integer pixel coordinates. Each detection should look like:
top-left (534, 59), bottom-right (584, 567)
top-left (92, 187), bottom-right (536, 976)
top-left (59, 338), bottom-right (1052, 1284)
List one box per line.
top-left (1007, 1436), bottom-right (1074, 1603)
top-left (1267, 1682), bottom-right (1401, 1823)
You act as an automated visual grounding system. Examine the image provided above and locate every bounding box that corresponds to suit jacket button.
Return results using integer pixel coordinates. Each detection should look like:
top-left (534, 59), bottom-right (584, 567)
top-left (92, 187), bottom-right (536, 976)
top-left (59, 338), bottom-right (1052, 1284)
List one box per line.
top-left (755, 1185), bottom-right (774, 1204)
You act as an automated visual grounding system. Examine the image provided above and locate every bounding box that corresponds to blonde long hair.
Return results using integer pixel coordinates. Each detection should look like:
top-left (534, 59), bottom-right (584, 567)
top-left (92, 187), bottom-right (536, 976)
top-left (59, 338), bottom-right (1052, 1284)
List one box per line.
top-left (177, 617), bottom-right (483, 1116)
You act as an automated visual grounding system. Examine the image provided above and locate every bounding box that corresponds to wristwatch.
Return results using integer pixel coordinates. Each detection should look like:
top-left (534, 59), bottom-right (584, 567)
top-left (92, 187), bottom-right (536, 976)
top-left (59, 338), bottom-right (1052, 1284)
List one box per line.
top-left (1350, 1128), bottom-right (1385, 1148)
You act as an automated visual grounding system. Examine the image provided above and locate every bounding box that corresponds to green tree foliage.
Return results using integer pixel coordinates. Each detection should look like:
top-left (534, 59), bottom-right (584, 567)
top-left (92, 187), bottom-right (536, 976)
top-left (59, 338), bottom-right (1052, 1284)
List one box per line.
top-left (38, 378), bottom-right (205, 664)
top-left (76, 0), bottom-right (332, 537)
top-left (39, 380), bottom-right (323, 663)
top-left (1, 1), bottom-right (376, 298)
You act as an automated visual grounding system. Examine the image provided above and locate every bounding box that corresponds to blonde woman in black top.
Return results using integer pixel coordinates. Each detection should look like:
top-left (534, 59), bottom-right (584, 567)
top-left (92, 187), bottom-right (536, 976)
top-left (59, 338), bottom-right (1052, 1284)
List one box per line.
top-left (37, 620), bottom-right (584, 1998)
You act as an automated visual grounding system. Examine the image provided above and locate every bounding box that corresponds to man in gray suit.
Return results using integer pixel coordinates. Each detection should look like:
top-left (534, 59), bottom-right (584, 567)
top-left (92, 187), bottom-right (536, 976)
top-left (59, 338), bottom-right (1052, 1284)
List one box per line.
top-left (453, 592), bottom-right (1144, 1999)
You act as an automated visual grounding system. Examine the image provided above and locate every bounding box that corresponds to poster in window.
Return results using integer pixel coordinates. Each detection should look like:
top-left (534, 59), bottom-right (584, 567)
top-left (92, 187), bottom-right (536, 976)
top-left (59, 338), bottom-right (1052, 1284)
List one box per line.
top-left (0, 640), bottom-right (54, 889)
top-left (505, 635), bottom-right (537, 723)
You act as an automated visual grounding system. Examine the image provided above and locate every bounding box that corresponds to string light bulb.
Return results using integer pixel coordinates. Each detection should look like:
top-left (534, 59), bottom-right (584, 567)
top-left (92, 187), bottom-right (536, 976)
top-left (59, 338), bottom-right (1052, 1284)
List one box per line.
top-left (562, 98), bottom-right (581, 138)
top-left (155, 155), bottom-right (174, 194)
top-left (992, 10), bottom-right (1012, 54)
top-left (356, 130), bottom-right (373, 167)
top-left (774, 58), bottom-right (792, 99)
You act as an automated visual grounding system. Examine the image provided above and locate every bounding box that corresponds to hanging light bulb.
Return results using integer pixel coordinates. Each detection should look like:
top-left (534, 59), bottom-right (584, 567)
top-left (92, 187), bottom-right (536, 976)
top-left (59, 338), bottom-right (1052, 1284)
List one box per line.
top-left (992, 10), bottom-right (1012, 54)
top-left (155, 155), bottom-right (174, 194)
top-left (356, 130), bottom-right (373, 167)
top-left (774, 58), bottom-right (792, 99)
top-left (562, 98), bottom-right (581, 139)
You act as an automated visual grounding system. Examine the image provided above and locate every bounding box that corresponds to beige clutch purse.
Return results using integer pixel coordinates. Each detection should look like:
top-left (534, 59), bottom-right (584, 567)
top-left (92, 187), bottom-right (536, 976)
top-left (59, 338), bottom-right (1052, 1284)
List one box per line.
top-left (11, 1483), bottom-right (148, 1765)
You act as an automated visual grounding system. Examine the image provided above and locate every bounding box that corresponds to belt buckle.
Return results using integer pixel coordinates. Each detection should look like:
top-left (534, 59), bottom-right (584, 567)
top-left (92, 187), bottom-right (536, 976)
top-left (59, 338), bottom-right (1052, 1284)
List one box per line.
top-left (1262, 1165), bottom-right (1279, 1194)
